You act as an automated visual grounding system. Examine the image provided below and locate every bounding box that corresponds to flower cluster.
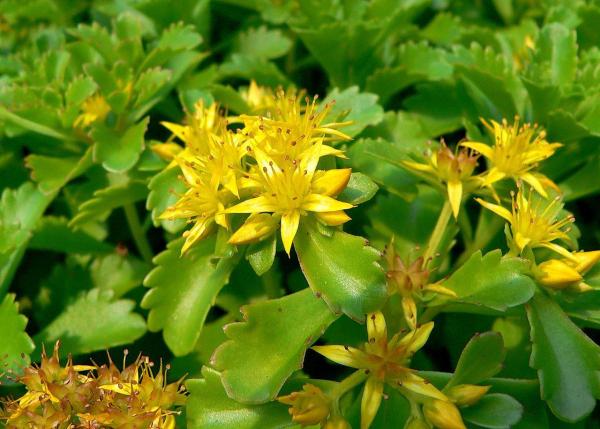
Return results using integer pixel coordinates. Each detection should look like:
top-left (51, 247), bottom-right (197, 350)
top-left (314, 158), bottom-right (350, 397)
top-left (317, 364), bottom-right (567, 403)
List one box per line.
top-left (0, 342), bottom-right (186, 428)
top-left (281, 312), bottom-right (488, 429)
top-left (156, 82), bottom-right (354, 255)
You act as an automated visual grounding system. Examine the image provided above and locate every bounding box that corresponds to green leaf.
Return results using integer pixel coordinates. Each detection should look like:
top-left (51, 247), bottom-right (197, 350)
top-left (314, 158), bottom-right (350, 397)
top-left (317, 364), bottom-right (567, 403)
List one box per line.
top-left (442, 250), bottom-right (536, 311)
top-left (142, 237), bottom-right (237, 356)
top-left (462, 393), bottom-right (524, 429)
top-left (246, 234), bottom-right (277, 276)
top-left (92, 117), bottom-right (149, 173)
top-left (0, 182), bottom-right (54, 297)
top-left (0, 294), bottom-right (34, 379)
top-left (448, 331), bottom-right (505, 387)
top-left (338, 172), bottom-right (378, 205)
top-left (535, 23), bottom-right (577, 89)
top-left (219, 54), bottom-right (288, 87)
top-left (235, 26), bottom-right (292, 59)
top-left (25, 148), bottom-right (93, 195)
top-left (91, 253), bottom-right (148, 298)
top-left (30, 216), bottom-right (113, 254)
top-left (527, 292), bottom-right (600, 422)
top-left (294, 220), bottom-right (387, 320)
top-left (186, 367), bottom-right (292, 429)
top-left (211, 288), bottom-right (337, 403)
top-left (147, 165), bottom-right (187, 233)
top-left (34, 289), bottom-right (146, 358)
top-left (133, 67), bottom-right (172, 108)
top-left (322, 86), bottom-right (384, 137)
top-left (70, 181), bottom-right (148, 227)
top-left (559, 156), bottom-right (600, 201)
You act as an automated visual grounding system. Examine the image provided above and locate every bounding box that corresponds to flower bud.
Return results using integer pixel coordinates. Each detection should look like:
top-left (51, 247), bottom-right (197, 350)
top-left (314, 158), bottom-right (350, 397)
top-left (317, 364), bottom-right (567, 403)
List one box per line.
top-left (423, 399), bottom-right (466, 429)
top-left (278, 384), bottom-right (330, 426)
top-left (323, 415), bottom-right (351, 429)
top-left (572, 250), bottom-right (600, 274)
top-left (405, 416), bottom-right (431, 429)
top-left (446, 384), bottom-right (490, 407)
top-left (537, 259), bottom-right (582, 290)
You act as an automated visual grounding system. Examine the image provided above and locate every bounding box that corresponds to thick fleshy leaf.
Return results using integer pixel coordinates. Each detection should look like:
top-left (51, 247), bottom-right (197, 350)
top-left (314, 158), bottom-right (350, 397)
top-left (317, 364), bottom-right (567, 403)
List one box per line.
top-left (534, 23), bottom-right (577, 89)
top-left (448, 331), bottom-right (505, 387)
top-left (211, 288), bottom-right (337, 403)
top-left (25, 148), bottom-right (93, 195)
top-left (442, 250), bottom-right (536, 311)
top-left (70, 181), bottom-right (148, 227)
top-left (338, 172), bottom-right (379, 205)
top-left (91, 253), bottom-right (149, 298)
top-left (34, 289), bottom-right (146, 357)
top-left (30, 216), bottom-right (113, 254)
top-left (294, 220), bottom-right (387, 320)
top-left (186, 367), bottom-right (292, 429)
top-left (462, 393), bottom-right (524, 429)
top-left (322, 87), bottom-right (384, 137)
top-left (142, 237), bottom-right (237, 356)
top-left (527, 292), bottom-right (600, 422)
top-left (235, 26), bottom-right (292, 59)
top-left (92, 117), bottom-right (149, 173)
top-left (0, 294), bottom-right (34, 380)
top-left (246, 234), bottom-right (277, 276)
top-left (0, 182), bottom-right (54, 297)
top-left (146, 165), bottom-right (187, 233)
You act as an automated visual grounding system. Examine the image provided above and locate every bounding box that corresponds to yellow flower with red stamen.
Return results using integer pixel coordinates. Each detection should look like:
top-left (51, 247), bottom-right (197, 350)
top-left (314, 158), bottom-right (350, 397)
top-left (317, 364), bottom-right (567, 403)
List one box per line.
top-left (313, 312), bottom-right (457, 429)
top-left (461, 118), bottom-right (561, 198)
top-left (476, 187), bottom-right (575, 260)
top-left (226, 142), bottom-right (353, 255)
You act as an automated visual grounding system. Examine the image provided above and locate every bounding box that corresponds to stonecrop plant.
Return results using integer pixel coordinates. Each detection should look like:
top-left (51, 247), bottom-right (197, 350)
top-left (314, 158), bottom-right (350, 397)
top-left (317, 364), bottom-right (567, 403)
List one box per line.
top-left (2, 1), bottom-right (600, 428)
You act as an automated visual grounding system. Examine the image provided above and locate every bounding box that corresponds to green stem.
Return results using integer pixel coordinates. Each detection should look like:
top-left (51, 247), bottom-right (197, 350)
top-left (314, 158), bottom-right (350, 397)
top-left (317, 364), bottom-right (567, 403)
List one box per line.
top-left (332, 370), bottom-right (369, 401)
top-left (124, 203), bottom-right (153, 263)
top-left (423, 200), bottom-right (453, 262)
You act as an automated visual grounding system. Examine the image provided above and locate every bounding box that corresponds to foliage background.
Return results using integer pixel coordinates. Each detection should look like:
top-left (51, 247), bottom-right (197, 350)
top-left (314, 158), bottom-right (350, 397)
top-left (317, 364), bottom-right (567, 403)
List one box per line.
top-left (2, 0), bottom-right (600, 428)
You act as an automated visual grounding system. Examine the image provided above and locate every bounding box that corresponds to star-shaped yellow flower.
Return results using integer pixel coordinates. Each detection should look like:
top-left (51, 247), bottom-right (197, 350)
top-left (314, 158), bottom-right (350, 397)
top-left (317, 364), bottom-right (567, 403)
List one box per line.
top-left (461, 118), bottom-right (561, 198)
top-left (476, 186), bottom-right (575, 260)
top-left (313, 312), bottom-right (450, 429)
top-left (225, 142), bottom-right (353, 255)
top-left (74, 93), bottom-right (111, 128)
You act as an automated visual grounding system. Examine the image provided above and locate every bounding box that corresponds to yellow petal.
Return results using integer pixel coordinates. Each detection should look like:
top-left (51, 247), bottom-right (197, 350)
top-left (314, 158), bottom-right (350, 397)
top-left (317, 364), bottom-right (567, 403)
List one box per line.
top-left (572, 250), bottom-right (600, 274)
top-left (361, 377), bottom-right (383, 429)
top-left (539, 242), bottom-right (577, 261)
top-left (225, 196), bottom-right (278, 214)
top-left (514, 232), bottom-right (531, 252)
top-left (521, 172), bottom-right (548, 198)
top-left (302, 194), bottom-right (353, 213)
top-left (401, 373), bottom-right (448, 401)
top-left (446, 384), bottom-right (490, 407)
top-left (151, 142), bottom-right (183, 161)
top-left (161, 121), bottom-right (190, 143)
top-left (447, 180), bottom-right (462, 219)
top-left (398, 321), bottom-right (434, 355)
top-left (475, 198), bottom-right (513, 222)
top-left (401, 296), bottom-right (417, 330)
top-left (281, 210), bottom-right (300, 256)
top-left (181, 219), bottom-right (212, 255)
top-left (481, 168), bottom-right (506, 187)
top-left (312, 168), bottom-right (352, 196)
top-left (402, 160), bottom-right (435, 173)
top-left (312, 345), bottom-right (370, 369)
top-left (229, 214), bottom-right (278, 245)
top-left (537, 259), bottom-right (582, 289)
top-left (423, 399), bottom-right (466, 429)
top-left (424, 283), bottom-right (457, 297)
top-left (460, 141), bottom-right (494, 159)
top-left (316, 210), bottom-right (351, 226)
top-left (366, 311), bottom-right (387, 343)
top-left (318, 144), bottom-right (347, 159)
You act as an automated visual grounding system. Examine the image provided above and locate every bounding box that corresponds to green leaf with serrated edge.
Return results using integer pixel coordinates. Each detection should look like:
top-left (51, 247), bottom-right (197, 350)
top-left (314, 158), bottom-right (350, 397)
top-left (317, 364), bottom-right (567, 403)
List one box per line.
top-left (26, 148), bottom-right (93, 195)
top-left (441, 250), bottom-right (536, 311)
top-left (321, 87), bottom-right (384, 137)
top-left (70, 181), bottom-right (147, 227)
top-left (462, 393), bottom-right (524, 429)
top-left (186, 367), bottom-right (292, 429)
top-left (34, 289), bottom-right (146, 358)
top-left (246, 234), bottom-right (277, 276)
top-left (338, 172), bottom-right (378, 205)
top-left (147, 165), bottom-right (187, 233)
top-left (92, 117), bottom-right (149, 173)
top-left (535, 23), bottom-right (577, 89)
top-left (211, 288), bottom-right (337, 403)
top-left (0, 182), bottom-right (54, 297)
top-left (29, 216), bottom-right (113, 254)
top-left (91, 253), bottom-right (149, 298)
top-left (235, 26), bottom-right (292, 59)
top-left (133, 67), bottom-right (172, 109)
top-left (142, 237), bottom-right (237, 356)
top-left (447, 332), bottom-right (505, 388)
top-left (0, 294), bottom-right (34, 380)
top-left (294, 220), bottom-right (387, 320)
top-left (527, 292), bottom-right (600, 422)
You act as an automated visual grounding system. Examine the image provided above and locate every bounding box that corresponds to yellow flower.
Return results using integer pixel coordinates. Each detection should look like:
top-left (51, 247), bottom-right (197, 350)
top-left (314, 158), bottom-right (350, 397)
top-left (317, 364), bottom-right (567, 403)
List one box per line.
top-left (476, 187), bottom-right (575, 260)
top-left (240, 80), bottom-right (278, 114)
top-left (383, 240), bottom-right (456, 329)
top-left (403, 142), bottom-right (479, 218)
top-left (74, 93), bottom-right (111, 128)
top-left (461, 118), bottom-right (561, 198)
top-left (159, 164), bottom-right (232, 255)
top-left (225, 143), bottom-right (353, 255)
top-left (278, 384), bottom-right (331, 426)
top-left (537, 250), bottom-right (600, 292)
top-left (313, 312), bottom-right (446, 429)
